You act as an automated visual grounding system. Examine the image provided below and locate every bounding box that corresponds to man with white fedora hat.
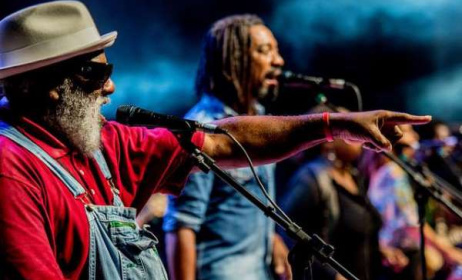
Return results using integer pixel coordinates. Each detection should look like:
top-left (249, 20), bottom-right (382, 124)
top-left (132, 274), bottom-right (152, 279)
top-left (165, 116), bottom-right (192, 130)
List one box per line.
top-left (0, 1), bottom-right (432, 279)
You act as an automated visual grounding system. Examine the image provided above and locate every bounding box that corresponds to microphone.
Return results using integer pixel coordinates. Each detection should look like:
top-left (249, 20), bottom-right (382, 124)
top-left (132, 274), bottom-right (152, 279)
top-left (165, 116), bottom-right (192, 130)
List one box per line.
top-left (279, 70), bottom-right (363, 111)
top-left (116, 105), bottom-right (225, 134)
top-left (419, 137), bottom-right (458, 149)
top-left (279, 70), bottom-right (348, 90)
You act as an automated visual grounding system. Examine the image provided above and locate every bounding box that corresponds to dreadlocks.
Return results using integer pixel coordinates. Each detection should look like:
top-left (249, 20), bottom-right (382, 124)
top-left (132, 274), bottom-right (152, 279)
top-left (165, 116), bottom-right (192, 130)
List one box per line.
top-left (195, 14), bottom-right (263, 114)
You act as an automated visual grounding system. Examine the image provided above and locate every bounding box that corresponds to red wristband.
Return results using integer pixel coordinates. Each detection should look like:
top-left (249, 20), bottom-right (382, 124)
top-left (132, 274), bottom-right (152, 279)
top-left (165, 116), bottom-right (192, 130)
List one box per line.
top-left (322, 112), bottom-right (334, 142)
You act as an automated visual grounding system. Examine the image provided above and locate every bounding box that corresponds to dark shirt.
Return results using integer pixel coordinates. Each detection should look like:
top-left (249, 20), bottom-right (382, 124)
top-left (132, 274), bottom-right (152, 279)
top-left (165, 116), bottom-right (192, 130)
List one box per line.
top-left (425, 152), bottom-right (462, 191)
top-left (281, 157), bottom-right (382, 280)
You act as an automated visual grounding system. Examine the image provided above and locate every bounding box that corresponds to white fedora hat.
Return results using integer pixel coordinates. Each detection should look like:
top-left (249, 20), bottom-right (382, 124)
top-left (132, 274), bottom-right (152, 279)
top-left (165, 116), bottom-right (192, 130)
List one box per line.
top-left (0, 1), bottom-right (117, 79)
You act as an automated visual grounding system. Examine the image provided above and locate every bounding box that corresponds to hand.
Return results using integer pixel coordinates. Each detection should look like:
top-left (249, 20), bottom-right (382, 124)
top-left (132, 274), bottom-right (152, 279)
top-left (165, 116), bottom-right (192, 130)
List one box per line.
top-left (380, 246), bottom-right (409, 273)
top-left (149, 193), bottom-right (168, 218)
top-left (135, 194), bottom-right (168, 226)
top-left (425, 246), bottom-right (444, 277)
top-left (445, 247), bottom-right (462, 266)
top-left (272, 234), bottom-right (292, 280)
top-left (331, 110), bottom-right (431, 152)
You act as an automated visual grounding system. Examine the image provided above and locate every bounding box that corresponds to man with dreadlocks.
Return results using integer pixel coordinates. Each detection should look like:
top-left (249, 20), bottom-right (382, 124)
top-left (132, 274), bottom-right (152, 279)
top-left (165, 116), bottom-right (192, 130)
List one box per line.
top-left (0, 3), bottom-right (432, 279)
top-left (162, 15), bottom-right (289, 280)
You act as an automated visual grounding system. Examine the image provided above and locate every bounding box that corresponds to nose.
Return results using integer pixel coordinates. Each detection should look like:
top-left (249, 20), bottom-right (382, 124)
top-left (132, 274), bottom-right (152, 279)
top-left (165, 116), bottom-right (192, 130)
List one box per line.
top-left (272, 51), bottom-right (284, 68)
top-left (103, 78), bottom-right (115, 95)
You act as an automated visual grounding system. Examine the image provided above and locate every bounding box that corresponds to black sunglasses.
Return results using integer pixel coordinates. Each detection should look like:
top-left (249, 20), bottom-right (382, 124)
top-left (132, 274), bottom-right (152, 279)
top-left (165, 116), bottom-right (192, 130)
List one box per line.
top-left (73, 61), bottom-right (113, 90)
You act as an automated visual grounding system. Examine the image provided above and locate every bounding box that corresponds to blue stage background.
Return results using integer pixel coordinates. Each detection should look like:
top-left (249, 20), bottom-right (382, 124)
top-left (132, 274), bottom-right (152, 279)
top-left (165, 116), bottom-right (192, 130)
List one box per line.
top-left (2, 0), bottom-right (462, 122)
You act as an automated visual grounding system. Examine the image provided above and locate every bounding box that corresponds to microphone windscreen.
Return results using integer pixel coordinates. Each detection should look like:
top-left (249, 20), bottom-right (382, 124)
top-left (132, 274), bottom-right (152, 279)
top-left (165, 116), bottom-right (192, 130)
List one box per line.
top-left (116, 105), bottom-right (136, 124)
top-left (278, 70), bottom-right (295, 82)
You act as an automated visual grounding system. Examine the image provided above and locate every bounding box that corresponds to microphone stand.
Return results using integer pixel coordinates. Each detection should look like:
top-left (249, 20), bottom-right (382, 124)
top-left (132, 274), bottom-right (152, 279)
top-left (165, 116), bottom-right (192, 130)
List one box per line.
top-left (317, 94), bottom-right (462, 280)
top-left (380, 152), bottom-right (462, 280)
top-left (416, 163), bottom-right (462, 205)
top-left (174, 131), bottom-right (359, 280)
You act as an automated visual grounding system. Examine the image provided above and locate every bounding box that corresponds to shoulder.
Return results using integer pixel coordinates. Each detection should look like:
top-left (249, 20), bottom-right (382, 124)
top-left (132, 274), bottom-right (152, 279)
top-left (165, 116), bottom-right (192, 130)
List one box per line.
top-left (0, 135), bottom-right (36, 168)
top-left (374, 161), bottom-right (405, 183)
top-left (102, 121), bottom-right (179, 149)
top-left (0, 136), bottom-right (44, 191)
top-left (185, 96), bottom-right (228, 122)
top-left (369, 161), bottom-right (410, 198)
top-left (292, 158), bottom-right (330, 183)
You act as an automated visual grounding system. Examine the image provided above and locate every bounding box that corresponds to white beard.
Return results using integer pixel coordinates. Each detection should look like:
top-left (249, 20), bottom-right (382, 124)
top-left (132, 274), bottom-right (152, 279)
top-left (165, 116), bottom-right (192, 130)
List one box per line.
top-left (43, 78), bottom-right (108, 157)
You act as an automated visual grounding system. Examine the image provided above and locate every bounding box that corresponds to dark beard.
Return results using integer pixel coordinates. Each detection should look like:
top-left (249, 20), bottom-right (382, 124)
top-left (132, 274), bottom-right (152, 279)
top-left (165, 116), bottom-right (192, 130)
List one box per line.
top-left (257, 83), bottom-right (279, 102)
top-left (43, 78), bottom-right (106, 157)
top-left (255, 82), bottom-right (279, 110)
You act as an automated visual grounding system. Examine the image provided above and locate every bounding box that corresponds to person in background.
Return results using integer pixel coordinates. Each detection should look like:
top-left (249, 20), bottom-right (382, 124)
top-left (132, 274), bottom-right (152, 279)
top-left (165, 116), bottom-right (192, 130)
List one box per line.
top-left (418, 120), bottom-right (462, 191)
top-left (161, 15), bottom-right (291, 280)
top-left (281, 106), bottom-right (408, 280)
top-left (0, 2), bottom-right (432, 279)
top-left (418, 120), bottom-right (462, 271)
top-left (366, 125), bottom-right (462, 280)
top-left (137, 193), bottom-right (169, 263)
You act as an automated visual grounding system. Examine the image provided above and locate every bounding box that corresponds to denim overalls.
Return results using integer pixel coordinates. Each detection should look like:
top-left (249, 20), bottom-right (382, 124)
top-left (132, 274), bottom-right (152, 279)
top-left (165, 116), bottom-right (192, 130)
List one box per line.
top-left (0, 121), bottom-right (168, 279)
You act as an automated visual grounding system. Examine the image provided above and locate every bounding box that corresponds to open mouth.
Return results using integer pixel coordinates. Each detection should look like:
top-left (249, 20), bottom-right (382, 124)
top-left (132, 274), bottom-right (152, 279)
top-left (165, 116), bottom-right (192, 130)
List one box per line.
top-left (265, 78), bottom-right (279, 86)
top-left (264, 69), bottom-right (282, 86)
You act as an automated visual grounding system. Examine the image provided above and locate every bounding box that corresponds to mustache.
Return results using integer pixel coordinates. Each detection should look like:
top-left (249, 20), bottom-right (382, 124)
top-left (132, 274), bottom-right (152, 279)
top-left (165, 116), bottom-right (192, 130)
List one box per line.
top-left (99, 96), bottom-right (111, 105)
top-left (264, 67), bottom-right (282, 79)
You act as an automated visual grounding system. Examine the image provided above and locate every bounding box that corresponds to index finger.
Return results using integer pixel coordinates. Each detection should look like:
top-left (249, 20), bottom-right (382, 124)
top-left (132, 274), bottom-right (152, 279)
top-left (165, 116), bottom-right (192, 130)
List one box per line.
top-left (384, 112), bottom-right (432, 125)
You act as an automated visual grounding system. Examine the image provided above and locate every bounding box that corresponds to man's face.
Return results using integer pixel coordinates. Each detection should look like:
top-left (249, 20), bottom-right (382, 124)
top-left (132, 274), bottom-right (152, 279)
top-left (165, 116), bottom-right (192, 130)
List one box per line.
top-left (43, 52), bottom-right (115, 156)
top-left (85, 52), bottom-right (115, 97)
top-left (248, 24), bottom-right (284, 101)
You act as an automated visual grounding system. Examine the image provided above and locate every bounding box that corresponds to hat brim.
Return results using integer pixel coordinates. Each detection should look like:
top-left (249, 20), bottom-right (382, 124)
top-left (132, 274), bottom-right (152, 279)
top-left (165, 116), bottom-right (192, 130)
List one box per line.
top-left (0, 31), bottom-right (117, 79)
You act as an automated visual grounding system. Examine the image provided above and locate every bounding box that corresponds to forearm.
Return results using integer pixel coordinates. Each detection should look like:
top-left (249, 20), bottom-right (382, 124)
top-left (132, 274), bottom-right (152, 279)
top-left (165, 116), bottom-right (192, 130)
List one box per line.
top-left (204, 114), bottom-right (326, 167)
top-left (165, 229), bottom-right (197, 280)
top-left (424, 224), bottom-right (455, 255)
top-left (200, 110), bottom-right (431, 169)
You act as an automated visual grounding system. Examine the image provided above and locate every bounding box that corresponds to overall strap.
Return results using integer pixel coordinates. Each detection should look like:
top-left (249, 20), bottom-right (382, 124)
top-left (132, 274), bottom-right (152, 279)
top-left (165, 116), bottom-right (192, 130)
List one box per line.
top-left (92, 150), bottom-right (123, 207)
top-left (93, 150), bottom-right (111, 180)
top-left (0, 121), bottom-right (86, 198)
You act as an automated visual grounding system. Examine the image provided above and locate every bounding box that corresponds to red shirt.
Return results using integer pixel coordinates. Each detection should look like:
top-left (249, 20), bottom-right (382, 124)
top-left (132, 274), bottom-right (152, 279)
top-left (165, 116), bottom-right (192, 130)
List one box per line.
top-left (0, 115), bottom-right (204, 279)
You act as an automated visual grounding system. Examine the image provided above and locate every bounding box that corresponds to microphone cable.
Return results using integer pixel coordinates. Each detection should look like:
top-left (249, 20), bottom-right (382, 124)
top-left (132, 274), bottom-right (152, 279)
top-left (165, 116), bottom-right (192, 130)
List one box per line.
top-left (219, 128), bottom-right (294, 224)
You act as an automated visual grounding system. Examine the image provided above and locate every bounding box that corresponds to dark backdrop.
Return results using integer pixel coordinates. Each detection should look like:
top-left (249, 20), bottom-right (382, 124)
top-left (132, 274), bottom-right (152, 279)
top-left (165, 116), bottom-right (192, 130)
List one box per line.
top-left (2, 0), bottom-right (462, 121)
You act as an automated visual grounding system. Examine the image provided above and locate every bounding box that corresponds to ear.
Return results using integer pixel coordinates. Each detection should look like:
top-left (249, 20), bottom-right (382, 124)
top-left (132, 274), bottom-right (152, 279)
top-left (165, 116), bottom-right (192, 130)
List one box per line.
top-left (49, 89), bottom-right (59, 102)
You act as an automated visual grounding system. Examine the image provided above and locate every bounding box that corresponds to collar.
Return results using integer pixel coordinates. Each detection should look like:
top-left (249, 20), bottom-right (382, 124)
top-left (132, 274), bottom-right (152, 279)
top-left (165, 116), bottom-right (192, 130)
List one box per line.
top-left (14, 116), bottom-right (70, 159)
top-left (201, 93), bottom-right (266, 117)
top-left (0, 107), bottom-right (106, 159)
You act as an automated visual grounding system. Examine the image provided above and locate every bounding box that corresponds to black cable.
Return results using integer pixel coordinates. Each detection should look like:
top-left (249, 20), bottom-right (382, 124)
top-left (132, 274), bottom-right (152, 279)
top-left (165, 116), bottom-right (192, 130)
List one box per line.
top-left (222, 129), bottom-right (294, 224)
top-left (345, 82), bottom-right (363, 112)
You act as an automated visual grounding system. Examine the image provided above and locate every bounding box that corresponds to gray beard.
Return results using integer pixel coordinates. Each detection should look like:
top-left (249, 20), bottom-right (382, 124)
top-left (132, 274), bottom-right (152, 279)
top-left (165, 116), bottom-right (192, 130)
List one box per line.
top-left (43, 78), bottom-right (106, 157)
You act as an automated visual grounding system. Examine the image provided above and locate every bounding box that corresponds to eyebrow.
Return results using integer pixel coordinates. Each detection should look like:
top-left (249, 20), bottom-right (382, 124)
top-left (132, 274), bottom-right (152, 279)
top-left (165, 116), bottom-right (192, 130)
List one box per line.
top-left (257, 43), bottom-right (272, 48)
